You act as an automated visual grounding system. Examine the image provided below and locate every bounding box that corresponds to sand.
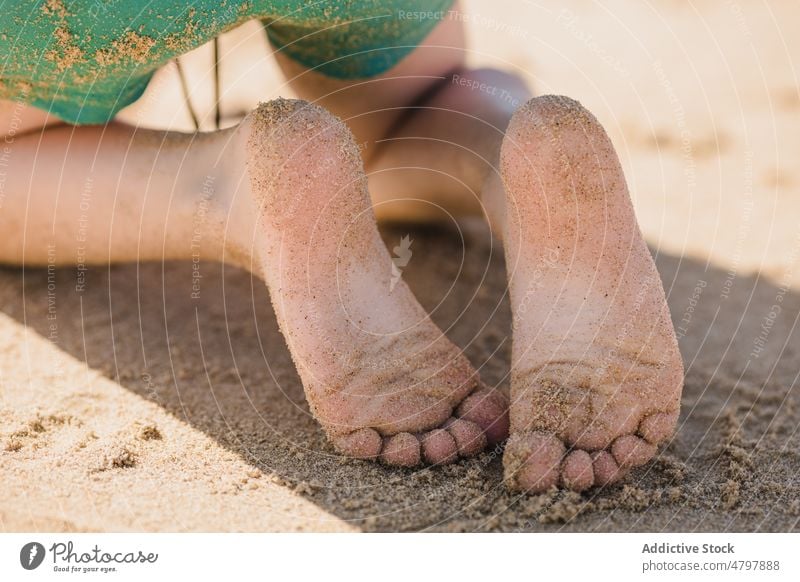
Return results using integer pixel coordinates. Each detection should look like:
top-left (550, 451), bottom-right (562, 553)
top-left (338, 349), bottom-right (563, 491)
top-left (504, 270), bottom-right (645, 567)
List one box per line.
top-left (2, 0), bottom-right (800, 531)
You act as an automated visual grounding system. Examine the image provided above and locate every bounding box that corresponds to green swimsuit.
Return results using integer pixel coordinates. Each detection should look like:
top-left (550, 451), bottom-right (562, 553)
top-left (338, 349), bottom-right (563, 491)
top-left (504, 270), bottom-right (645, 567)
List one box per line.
top-left (0, 0), bottom-right (452, 124)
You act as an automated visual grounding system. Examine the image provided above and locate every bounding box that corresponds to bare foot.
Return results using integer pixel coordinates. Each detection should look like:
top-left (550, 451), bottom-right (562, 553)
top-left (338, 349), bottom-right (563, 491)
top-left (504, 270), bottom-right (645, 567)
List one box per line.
top-left (498, 96), bottom-right (683, 492)
top-left (223, 99), bottom-right (508, 466)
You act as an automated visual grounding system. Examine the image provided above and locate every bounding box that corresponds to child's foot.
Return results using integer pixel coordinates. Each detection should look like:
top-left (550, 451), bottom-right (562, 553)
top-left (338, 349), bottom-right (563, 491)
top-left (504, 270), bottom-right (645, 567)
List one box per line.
top-left (498, 96), bottom-right (683, 492)
top-left (224, 99), bottom-right (508, 466)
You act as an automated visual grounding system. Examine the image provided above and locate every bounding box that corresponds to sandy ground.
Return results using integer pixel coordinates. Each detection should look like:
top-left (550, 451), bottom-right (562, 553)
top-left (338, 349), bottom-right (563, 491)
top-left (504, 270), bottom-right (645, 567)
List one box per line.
top-left (2, 1), bottom-right (800, 532)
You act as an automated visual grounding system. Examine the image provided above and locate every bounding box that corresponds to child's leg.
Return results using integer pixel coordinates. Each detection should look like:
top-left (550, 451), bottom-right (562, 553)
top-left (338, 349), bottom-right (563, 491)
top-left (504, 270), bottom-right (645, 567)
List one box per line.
top-left (278, 12), bottom-right (683, 491)
top-left (274, 5), bottom-right (527, 224)
top-left (0, 120), bottom-right (231, 266)
top-left (0, 98), bottom-right (508, 465)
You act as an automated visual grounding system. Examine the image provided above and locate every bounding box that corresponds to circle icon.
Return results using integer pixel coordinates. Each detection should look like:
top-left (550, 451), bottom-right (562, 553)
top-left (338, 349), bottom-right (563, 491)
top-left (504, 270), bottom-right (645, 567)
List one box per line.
top-left (20, 542), bottom-right (46, 570)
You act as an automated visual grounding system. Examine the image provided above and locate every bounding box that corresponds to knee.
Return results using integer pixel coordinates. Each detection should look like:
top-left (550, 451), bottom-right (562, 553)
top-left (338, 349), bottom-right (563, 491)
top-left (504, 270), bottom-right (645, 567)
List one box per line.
top-left (449, 67), bottom-right (530, 111)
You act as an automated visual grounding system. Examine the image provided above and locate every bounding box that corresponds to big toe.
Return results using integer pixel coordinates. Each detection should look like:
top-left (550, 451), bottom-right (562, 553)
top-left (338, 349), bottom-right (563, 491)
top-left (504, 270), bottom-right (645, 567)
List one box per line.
top-left (612, 434), bottom-right (657, 469)
top-left (639, 412), bottom-right (678, 444)
top-left (456, 388), bottom-right (510, 446)
top-left (504, 432), bottom-right (566, 493)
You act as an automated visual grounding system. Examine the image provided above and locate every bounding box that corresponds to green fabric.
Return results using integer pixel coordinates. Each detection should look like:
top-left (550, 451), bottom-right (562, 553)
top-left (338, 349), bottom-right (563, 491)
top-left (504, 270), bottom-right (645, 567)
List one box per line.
top-left (0, 0), bottom-right (453, 125)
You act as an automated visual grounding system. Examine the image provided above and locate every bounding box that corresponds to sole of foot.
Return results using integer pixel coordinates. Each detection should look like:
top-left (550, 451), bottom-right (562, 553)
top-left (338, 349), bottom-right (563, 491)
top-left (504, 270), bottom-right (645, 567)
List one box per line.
top-left (498, 95), bottom-right (684, 493)
top-left (223, 98), bottom-right (509, 467)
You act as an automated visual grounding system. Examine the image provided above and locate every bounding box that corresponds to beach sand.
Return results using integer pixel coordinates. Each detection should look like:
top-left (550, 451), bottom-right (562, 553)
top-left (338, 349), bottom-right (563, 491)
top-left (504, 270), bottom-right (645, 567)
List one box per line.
top-left (1, 0), bottom-right (799, 531)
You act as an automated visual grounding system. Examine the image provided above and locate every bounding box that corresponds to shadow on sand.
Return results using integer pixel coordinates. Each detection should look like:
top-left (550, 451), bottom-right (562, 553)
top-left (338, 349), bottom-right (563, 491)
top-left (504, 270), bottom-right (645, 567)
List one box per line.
top-left (2, 224), bottom-right (798, 531)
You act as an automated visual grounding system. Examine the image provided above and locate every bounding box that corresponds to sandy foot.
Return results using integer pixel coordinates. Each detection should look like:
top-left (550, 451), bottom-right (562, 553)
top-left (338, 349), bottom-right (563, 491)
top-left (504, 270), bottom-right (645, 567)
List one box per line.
top-left (223, 99), bottom-right (508, 466)
top-left (498, 96), bottom-right (684, 492)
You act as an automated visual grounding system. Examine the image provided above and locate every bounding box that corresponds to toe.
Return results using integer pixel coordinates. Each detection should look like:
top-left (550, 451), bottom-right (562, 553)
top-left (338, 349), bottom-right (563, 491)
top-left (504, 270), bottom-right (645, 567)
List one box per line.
top-left (420, 429), bottom-right (458, 465)
top-left (332, 428), bottom-right (382, 460)
top-left (591, 450), bottom-right (626, 487)
top-left (611, 434), bottom-right (657, 468)
top-left (639, 412), bottom-right (678, 444)
top-left (445, 418), bottom-right (487, 458)
top-left (456, 388), bottom-right (510, 446)
top-left (560, 450), bottom-right (594, 492)
top-left (381, 432), bottom-right (421, 467)
top-left (505, 432), bottom-right (566, 493)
